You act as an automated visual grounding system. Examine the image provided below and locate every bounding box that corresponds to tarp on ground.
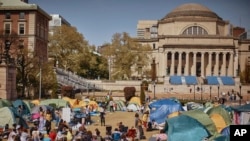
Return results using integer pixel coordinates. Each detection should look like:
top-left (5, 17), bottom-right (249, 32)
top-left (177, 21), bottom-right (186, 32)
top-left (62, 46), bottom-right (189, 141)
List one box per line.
top-left (39, 99), bottom-right (69, 108)
top-left (166, 115), bottom-right (210, 141)
top-left (181, 109), bottom-right (218, 135)
top-left (0, 99), bottom-right (12, 108)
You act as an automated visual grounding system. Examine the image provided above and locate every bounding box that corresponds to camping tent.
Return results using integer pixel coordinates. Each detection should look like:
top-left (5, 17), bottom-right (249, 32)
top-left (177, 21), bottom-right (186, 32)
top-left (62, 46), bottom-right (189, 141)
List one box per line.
top-left (166, 115), bottom-right (210, 141)
top-left (0, 99), bottom-right (12, 108)
top-left (129, 97), bottom-right (141, 106)
top-left (148, 98), bottom-right (183, 110)
top-left (231, 104), bottom-right (250, 125)
top-left (149, 98), bottom-right (184, 124)
top-left (181, 109), bottom-right (218, 135)
top-left (39, 99), bottom-right (69, 108)
top-left (0, 107), bottom-right (16, 127)
top-left (12, 99), bottom-right (30, 115)
top-left (127, 103), bottom-right (140, 112)
top-left (205, 105), bottom-right (232, 132)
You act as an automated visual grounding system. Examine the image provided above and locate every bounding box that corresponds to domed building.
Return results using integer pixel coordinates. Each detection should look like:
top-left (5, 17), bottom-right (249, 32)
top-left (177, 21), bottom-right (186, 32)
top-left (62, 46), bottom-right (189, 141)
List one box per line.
top-left (137, 3), bottom-right (250, 94)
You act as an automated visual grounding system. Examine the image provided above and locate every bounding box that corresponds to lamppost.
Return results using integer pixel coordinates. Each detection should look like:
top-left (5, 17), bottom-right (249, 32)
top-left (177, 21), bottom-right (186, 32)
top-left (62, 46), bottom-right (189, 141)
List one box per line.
top-left (217, 86), bottom-right (220, 100)
top-left (39, 57), bottom-right (43, 100)
top-left (201, 84), bottom-right (203, 101)
top-left (93, 84), bottom-right (95, 96)
top-left (210, 86), bottom-right (212, 100)
top-left (153, 81), bottom-right (156, 99)
top-left (193, 84), bottom-right (195, 100)
top-left (239, 84), bottom-right (242, 105)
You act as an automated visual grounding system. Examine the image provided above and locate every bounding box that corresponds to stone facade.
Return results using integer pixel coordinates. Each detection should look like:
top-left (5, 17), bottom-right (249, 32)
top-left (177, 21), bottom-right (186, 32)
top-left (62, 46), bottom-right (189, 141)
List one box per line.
top-left (137, 3), bottom-right (250, 84)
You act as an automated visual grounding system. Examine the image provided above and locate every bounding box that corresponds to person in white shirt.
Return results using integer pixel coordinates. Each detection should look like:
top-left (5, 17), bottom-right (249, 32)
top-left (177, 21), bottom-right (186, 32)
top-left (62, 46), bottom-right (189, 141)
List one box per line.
top-left (7, 128), bottom-right (17, 141)
top-left (20, 129), bottom-right (30, 141)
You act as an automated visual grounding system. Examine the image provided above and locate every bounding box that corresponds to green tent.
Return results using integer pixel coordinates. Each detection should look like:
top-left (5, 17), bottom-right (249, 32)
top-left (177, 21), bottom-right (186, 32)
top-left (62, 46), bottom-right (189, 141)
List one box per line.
top-left (181, 109), bottom-right (218, 135)
top-left (0, 107), bottom-right (16, 127)
top-left (39, 99), bottom-right (69, 108)
top-left (205, 105), bottom-right (232, 126)
top-left (166, 115), bottom-right (210, 141)
top-left (0, 99), bottom-right (12, 108)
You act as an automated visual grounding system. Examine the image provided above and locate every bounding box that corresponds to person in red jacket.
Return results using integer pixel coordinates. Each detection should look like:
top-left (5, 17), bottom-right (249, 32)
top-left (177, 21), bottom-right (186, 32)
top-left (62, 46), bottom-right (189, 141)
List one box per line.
top-left (49, 129), bottom-right (57, 141)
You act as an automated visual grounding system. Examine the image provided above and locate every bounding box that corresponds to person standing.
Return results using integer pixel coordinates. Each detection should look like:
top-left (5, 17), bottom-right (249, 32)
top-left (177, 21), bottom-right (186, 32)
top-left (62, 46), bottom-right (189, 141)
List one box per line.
top-left (142, 111), bottom-right (149, 129)
top-left (109, 100), bottom-right (114, 112)
top-left (99, 106), bottom-right (106, 126)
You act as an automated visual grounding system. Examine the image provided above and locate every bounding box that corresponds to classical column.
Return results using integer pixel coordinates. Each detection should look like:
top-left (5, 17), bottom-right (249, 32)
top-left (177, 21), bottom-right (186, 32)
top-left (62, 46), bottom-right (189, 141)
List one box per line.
top-left (207, 52), bottom-right (212, 76)
top-left (201, 52), bottom-right (204, 77)
top-left (192, 52), bottom-right (197, 76)
top-left (161, 52), bottom-right (167, 76)
top-left (177, 52), bottom-right (182, 75)
top-left (221, 52), bottom-right (227, 76)
top-left (228, 52), bottom-right (234, 76)
top-left (170, 52), bottom-right (175, 75)
top-left (214, 52), bottom-right (219, 76)
top-left (185, 52), bottom-right (189, 75)
top-left (234, 51), bottom-right (239, 77)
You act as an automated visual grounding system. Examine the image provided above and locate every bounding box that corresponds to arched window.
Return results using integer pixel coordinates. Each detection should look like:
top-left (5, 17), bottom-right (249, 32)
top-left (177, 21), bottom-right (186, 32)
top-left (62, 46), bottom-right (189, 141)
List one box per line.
top-left (182, 26), bottom-right (208, 35)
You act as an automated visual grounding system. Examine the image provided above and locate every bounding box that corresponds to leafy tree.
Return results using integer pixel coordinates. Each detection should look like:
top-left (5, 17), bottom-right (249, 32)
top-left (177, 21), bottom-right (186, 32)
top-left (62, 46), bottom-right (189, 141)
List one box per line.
top-left (49, 25), bottom-right (90, 72)
top-left (49, 25), bottom-right (108, 79)
top-left (100, 32), bottom-right (152, 80)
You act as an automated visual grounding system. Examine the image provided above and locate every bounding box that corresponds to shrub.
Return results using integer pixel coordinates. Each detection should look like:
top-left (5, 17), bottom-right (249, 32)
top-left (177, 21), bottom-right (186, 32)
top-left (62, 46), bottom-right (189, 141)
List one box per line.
top-left (123, 87), bottom-right (136, 101)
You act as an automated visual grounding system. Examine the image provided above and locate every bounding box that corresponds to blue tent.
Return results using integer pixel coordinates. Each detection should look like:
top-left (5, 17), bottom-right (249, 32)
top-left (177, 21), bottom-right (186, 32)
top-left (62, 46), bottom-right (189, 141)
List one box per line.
top-left (166, 115), bottom-right (210, 141)
top-left (148, 98), bottom-right (182, 110)
top-left (12, 99), bottom-right (30, 115)
top-left (149, 99), bottom-right (184, 124)
top-left (231, 104), bottom-right (250, 112)
top-left (220, 126), bottom-right (230, 136)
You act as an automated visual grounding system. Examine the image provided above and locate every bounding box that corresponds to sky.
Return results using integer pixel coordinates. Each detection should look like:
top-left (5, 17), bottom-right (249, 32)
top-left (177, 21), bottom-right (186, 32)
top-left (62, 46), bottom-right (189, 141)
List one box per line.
top-left (29, 0), bottom-right (250, 47)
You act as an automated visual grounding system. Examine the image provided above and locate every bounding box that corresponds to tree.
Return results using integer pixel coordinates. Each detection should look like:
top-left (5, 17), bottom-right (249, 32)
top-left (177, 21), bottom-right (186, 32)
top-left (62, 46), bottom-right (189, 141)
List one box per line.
top-left (49, 25), bottom-right (90, 72)
top-left (100, 32), bottom-right (152, 80)
top-left (49, 25), bottom-right (109, 79)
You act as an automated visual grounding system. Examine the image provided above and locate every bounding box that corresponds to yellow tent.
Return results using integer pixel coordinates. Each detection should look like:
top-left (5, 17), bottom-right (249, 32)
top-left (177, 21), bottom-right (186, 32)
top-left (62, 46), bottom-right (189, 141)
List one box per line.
top-left (210, 113), bottom-right (227, 133)
top-left (31, 100), bottom-right (40, 106)
top-left (62, 96), bottom-right (72, 102)
top-left (69, 99), bottom-right (87, 108)
top-left (129, 97), bottom-right (141, 106)
top-left (88, 101), bottom-right (99, 111)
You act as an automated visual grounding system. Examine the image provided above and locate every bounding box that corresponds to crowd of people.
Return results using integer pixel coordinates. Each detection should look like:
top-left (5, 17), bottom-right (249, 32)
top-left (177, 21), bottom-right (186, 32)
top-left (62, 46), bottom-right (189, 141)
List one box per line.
top-left (0, 92), bottom-right (168, 141)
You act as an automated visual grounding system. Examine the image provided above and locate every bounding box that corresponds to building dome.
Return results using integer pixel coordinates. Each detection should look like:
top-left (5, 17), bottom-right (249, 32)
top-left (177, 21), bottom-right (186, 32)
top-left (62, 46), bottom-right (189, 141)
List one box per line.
top-left (161, 3), bottom-right (222, 21)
